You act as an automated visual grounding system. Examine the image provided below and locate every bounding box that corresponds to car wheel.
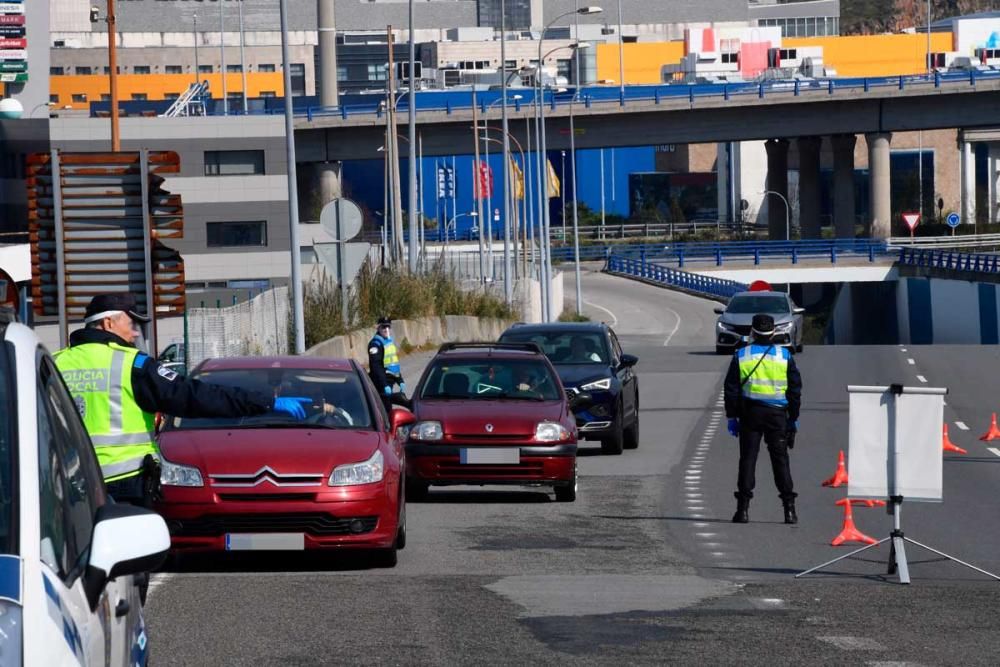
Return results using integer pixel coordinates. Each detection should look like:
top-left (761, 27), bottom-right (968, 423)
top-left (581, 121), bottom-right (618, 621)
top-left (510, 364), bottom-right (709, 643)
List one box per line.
top-left (372, 546), bottom-right (398, 568)
top-left (716, 345), bottom-right (729, 355)
top-left (396, 503), bottom-right (407, 550)
top-left (624, 414), bottom-right (640, 450)
top-left (795, 342), bottom-right (804, 354)
top-left (405, 478), bottom-right (429, 502)
top-left (601, 413), bottom-right (624, 456)
top-left (554, 465), bottom-right (577, 502)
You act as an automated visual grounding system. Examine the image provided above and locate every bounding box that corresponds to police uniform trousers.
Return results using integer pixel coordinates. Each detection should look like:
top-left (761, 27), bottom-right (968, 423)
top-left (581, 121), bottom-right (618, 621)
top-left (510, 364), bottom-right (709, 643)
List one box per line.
top-left (736, 402), bottom-right (796, 502)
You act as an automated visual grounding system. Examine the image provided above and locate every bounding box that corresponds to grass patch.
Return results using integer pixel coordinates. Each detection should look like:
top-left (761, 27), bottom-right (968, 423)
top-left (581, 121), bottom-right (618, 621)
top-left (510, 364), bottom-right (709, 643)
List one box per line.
top-left (302, 258), bottom-right (516, 349)
top-left (558, 310), bottom-right (591, 322)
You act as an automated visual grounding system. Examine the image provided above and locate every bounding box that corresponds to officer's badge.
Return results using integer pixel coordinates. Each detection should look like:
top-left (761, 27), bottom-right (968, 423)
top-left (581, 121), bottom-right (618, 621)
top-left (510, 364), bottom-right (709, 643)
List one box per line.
top-left (74, 394), bottom-right (86, 418)
top-left (157, 365), bottom-right (178, 382)
top-left (369, 347), bottom-right (379, 355)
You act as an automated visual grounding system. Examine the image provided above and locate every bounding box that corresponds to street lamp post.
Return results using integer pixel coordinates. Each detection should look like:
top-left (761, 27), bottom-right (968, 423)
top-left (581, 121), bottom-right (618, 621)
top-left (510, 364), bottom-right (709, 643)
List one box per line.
top-left (220, 0), bottom-right (228, 116)
top-left (193, 13), bottom-right (200, 88)
top-left (762, 190), bottom-right (791, 241)
top-left (500, 0), bottom-right (514, 306)
top-left (617, 0), bottom-right (625, 97)
top-left (407, 0), bottom-right (418, 273)
top-left (280, 0), bottom-right (305, 353)
top-left (239, 0), bottom-right (248, 113)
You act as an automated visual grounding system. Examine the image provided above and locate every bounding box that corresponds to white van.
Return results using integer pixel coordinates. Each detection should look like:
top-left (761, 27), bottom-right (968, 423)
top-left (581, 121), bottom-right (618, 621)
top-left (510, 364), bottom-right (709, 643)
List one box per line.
top-left (0, 319), bottom-right (170, 666)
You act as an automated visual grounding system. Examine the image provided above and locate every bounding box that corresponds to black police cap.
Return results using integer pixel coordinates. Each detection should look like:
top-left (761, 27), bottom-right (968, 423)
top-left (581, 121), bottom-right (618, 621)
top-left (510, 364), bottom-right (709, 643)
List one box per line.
top-left (377, 316), bottom-right (392, 327)
top-left (84, 293), bottom-right (151, 324)
top-left (751, 313), bottom-right (776, 336)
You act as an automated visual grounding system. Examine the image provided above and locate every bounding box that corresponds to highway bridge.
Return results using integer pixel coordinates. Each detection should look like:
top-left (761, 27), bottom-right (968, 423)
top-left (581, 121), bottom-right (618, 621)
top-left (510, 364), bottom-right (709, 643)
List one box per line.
top-left (144, 267), bottom-right (1000, 665)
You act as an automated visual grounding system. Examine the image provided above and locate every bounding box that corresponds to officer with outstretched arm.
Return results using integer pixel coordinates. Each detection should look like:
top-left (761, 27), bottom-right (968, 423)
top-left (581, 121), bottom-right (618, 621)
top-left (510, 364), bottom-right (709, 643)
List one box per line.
top-left (368, 316), bottom-right (408, 411)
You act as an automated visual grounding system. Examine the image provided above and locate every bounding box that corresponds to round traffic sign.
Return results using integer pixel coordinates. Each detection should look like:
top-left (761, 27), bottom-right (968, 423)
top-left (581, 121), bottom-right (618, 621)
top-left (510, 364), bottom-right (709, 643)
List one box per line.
top-left (946, 212), bottom-right (961, 228)
top-left (320, 198), bottom-right (363, 241)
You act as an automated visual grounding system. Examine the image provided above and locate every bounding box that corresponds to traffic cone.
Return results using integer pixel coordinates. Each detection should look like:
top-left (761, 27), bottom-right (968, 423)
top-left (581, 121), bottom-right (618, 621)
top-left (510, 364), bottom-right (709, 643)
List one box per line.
top-left (980, 413), bottom-right (1000, 441)
top-left (942, 424), bottom-right (968, 454)
top-left (821, 450), bottom-right (849, 488)
top-left (831, 498), bottom-right (878, 546)
top-left (842, 498), bottom-right (887, 508)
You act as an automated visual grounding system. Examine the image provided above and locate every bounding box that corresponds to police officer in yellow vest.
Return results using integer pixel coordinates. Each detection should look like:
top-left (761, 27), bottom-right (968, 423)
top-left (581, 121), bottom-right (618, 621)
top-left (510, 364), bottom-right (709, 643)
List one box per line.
top-left (368, 316), bottom-right (406, 411)
top-left (55, 293), bottom-right (309, 505)
top-left (723, 313), bottom-right (803, 525)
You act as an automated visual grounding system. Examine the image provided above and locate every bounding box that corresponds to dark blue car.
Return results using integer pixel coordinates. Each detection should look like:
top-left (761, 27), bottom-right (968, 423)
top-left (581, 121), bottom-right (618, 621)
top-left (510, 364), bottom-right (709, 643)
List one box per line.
top-left (499, 322), bottom-right (639, 455)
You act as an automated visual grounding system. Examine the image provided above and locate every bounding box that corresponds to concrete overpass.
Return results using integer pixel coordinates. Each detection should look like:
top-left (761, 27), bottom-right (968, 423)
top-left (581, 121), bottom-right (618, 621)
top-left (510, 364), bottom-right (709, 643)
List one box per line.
top-left (295, 73), bottom-right (1000, 240)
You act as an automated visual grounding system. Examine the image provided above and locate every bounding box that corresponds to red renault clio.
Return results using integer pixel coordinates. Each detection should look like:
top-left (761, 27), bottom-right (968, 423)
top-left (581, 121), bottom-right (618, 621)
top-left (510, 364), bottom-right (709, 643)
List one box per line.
top-left (406, 343), bottom-right (585, 501)
top-left (155, 356), bottom-right (415, 566)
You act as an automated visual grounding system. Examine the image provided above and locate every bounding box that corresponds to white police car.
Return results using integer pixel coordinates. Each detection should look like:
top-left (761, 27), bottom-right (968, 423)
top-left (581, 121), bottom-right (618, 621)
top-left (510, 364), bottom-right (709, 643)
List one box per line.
top-left (0, 318), bottom-right (170, 665)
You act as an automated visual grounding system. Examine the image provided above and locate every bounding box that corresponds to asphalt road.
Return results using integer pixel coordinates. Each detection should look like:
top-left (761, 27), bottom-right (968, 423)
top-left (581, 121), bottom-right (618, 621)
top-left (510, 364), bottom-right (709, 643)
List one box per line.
top-left (146, 267), bottom-right (1000, 666)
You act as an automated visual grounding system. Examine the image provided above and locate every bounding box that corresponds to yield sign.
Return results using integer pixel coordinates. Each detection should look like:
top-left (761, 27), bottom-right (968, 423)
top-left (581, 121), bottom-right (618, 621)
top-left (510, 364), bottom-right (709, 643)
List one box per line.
top-left (902, 212), bottom-right (920, 231)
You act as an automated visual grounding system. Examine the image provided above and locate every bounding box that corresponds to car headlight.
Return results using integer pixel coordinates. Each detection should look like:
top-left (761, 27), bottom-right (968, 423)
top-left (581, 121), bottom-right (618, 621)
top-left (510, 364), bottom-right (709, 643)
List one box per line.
top-left (535, 421), bottom-right (570, 442)
top-left (329, 449), bottom-right (384, 486)
top-left (160, 458), bottom-right (204, 487)
top-left (410, 421), bottom-right (443, 441)
top-left (774, 322), bottom-right (794, 332)
top-left (580, 378), bottom-right (612, 391)
top-left (717, 321), bottom-right (735, 331)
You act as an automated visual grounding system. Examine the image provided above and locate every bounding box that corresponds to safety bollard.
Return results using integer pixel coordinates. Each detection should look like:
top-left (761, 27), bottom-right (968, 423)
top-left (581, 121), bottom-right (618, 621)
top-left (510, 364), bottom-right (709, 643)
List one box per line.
top-left (754, 249), bottom-right (761, 265)
top-left (341, 106), bottom-right (348, 120)
top-left (830, 247), bottom-right (838, 264)
top-left (898, 75), bottom-right (904, 90)
top-left (716, 249), bottom-right (723, 266)
top-left (794, 80), bottom-right (800, 96)
top-left (792, 247), bottom-right (799, 265)
top-left (724, 84), bottom-right (729, 101)
top-left (864, 78), bottom-right (870, 92)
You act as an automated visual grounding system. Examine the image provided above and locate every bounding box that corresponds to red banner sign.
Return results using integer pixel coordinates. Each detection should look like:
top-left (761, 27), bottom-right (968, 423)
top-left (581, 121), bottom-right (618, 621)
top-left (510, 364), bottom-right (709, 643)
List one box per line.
top-left (475, 161), bottom-right (494, 200)
top-left (0, 15), bottom-right (24, 26)
top-left (0, 37), bottom-right (24, 48)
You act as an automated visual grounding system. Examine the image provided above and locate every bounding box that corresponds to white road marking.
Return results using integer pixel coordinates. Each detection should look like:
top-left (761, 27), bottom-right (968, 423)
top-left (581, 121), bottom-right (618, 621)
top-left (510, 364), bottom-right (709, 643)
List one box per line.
top-left (692, 522), bottom-right (709, 528)
top-left (988, 447), bottom-right (1000, 458)
top-left (817, 636), bottom-right (886, 651)
top-left (907, 358), bottom-right (915, 365)
top-left (146, 573), bottom-right (174, 601)
top-left (695, 532), bottom-right (716, 538)
top-left (583, 300), bottom-right (618, 327)
top-left (955, 421), bottom-right (969, 431)
top-left (916, 375), bottom-right (927, 383)
top-left (900, 348), bottom-right (908, 352)
top-left (663, 305), bottom-right (682, 346)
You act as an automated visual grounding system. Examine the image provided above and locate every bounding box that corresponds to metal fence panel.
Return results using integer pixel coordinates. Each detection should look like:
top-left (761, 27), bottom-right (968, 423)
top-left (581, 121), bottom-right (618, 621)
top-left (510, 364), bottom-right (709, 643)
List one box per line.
top-left (186, 287), bottom-right (289, 368)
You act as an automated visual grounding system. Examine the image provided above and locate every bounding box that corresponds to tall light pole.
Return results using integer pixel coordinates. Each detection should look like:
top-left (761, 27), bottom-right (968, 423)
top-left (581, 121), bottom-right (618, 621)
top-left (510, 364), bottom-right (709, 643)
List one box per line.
top-left (104, 1), bottom-right (120, 150)
top-left (762, 190), bottom-right (790, 241)
top-left (500, 0), bottom-right (513, 305)
top-left (407, 0), bottom-right (418, 272)
top-left (568, 82), bottom-right (589, 317)
top-left (239, 0), bottom-right (248, 113)
top-left (193, 13), bottom-right (200, 88)
top-left (220, 0), bottom-right (228, 115)
top-left (617, 0), bottom-right (625, 97)
top-left (280, 0), bottom-right (305, 353)
top-left (537, 8), bottom-right (601, 320)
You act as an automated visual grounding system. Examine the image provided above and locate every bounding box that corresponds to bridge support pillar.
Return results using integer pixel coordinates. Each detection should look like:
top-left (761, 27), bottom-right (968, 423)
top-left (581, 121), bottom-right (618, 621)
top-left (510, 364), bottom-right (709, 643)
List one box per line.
top-left (959, 134), bottom-right (976, 227)
top-left (832, 134), bottom-right (857, 239)
top-left (798, 136), bottom-right (822, 239)
top-left (866, 132), bottom-right (892, 239)
top-left (317, 161), bottom-right (343, 206)
top-left (990, 143), bottom-right (1000, 225)
top-left (765, 138), bottom-right (789, 240)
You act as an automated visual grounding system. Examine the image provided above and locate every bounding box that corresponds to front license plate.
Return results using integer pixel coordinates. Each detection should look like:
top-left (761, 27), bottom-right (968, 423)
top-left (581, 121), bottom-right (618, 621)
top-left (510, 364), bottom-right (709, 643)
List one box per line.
top-left (460, 448), bottom-right (520, 464)
top-left (225, 533), bottom-right (305, 551)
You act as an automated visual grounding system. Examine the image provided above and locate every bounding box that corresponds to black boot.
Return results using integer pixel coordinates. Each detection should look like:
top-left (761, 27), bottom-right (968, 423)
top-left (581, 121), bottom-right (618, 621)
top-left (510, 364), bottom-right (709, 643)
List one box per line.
top-left (783, 499), bottom-right (798, 525)
top-left (732, 497), bottom-right (749, 524)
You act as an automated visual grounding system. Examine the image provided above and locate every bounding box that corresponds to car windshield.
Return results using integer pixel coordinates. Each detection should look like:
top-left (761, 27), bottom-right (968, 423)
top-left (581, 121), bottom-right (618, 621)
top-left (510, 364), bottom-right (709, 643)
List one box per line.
top-left (420, 358), bottom-right (562, 401)
top-left (726, 296), bottom-right (790, 315)
top-left (167, 368), bottom-right (374, 431)
top-left (0, 332), bottom-right (16, 554)
top-left (499, 331), bottom-right (609, 365)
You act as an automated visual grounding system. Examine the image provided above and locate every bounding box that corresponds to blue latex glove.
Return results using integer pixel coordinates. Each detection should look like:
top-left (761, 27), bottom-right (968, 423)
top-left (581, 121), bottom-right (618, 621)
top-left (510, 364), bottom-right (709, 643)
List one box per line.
top-left (399, 382), bottom-right (406, 394)
top-left (788, 420), bottom-right (799, 433)
top-left (383, 386), bottom-right (393, 396)
top-left (273, 397), bottom-right (310, 420)
top-left (727, 418), bottom-right (740, 437)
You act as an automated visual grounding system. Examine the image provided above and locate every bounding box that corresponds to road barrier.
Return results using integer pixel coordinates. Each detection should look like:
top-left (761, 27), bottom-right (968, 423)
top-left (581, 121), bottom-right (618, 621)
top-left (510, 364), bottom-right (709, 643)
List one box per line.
top-left (606, 254), bottom-right (747, 299)
top-left (606, 238), bottom-right (892, 267)
top-left (897, 247), bottom-right (1000, 273)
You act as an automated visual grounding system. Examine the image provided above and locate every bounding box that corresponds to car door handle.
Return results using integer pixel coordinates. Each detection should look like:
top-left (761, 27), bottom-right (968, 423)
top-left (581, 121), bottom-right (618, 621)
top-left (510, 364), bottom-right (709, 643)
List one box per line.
top-left (115, 598), bottom-right (130, 618)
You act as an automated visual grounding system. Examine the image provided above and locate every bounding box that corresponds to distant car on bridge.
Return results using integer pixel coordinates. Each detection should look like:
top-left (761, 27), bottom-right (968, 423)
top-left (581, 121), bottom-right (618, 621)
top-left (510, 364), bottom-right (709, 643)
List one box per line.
top-left (714, 291), bottom-right (805, 355)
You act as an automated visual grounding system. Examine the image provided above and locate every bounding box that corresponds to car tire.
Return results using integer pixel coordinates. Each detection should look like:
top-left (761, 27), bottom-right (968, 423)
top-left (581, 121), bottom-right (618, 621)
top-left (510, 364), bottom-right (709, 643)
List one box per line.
top-left (795, 342), bottom-right (804, 354)
top-left (372, 546), bottom-right (398, 568)
top-left (624, 414), bottom-right (640, 450)
top-left (396, 504), bottom-right (407, 550)
top-left (601, 414), bottom-right (624, 456)
top-left (716, 345), bottom-right (729, 355)
top-left (405, 478), bottom-right (429, 502)
top-left (554, 466), bottom-right (577, 502)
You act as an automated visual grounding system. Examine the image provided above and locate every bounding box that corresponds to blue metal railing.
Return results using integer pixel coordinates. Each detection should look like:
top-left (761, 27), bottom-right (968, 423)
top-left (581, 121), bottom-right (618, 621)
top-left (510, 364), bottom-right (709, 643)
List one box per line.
top-left (607, 255), bottom-right (747, 299)
top-left (898, 247), bottom-right (1000, 273)
top-left (597, 239), bottom-right (891, 267)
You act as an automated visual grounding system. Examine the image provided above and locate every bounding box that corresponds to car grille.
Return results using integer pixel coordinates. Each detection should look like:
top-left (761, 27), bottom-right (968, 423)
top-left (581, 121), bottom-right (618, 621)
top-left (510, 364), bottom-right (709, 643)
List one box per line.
top-left (449, 434), bottom-right (533, 443)
top-left (727, 324), bottom-right (752, 336)
top-left (436, 462), bottom-right (546, 477)
top-left (170, 513), bottom-right (379, 537)
top-left (216, 493), bottom-right (317, 502)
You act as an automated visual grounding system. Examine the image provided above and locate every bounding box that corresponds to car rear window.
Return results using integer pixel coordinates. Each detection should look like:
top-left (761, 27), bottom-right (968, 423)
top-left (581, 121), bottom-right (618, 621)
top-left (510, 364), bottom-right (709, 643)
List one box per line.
top-left (499, 331), bottom-right (608, 365)
top-left (726, 296), bottom-right (790, 315)
top-left (420, 358), bottom-right (561, 401)
top-left (0, 338), bottom-right (16, 555)
top-left (167, 368), bottom-right (374, 431)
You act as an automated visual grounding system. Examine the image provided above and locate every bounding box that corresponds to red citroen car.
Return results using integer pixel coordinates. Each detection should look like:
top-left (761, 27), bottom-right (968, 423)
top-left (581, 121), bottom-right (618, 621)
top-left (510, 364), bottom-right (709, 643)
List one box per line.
top-left (155, 356), bottom-right (415, 566)
top-left (406, 343), bottom-right (582, 501)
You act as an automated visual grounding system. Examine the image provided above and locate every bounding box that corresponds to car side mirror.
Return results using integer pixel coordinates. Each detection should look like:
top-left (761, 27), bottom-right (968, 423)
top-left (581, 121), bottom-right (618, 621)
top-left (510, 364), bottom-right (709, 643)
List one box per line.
top-left (84, 503), bottom-right (170, 610)
top-left (713, 306), bottom-right (725, 315)
top-left (793, 307), bottom-right (805, 315)
top-left (390, 407), bottom-right (416, 435)
top-left (569, 392), bottom-right (594, 411)
top-left (619, 353), bottom-right (638, 369)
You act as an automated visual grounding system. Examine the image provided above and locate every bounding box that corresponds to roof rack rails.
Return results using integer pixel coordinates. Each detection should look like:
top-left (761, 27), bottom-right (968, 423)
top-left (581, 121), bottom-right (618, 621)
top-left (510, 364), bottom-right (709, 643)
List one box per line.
top-left (437, 341), bottom-right (543, 354)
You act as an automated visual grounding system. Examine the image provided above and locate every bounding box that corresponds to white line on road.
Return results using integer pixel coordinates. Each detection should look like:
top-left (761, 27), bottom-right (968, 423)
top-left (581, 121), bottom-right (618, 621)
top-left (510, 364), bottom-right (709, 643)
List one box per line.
top-left (907, 358), bottom-right (916, 365)
top-left (916, 375), bottom-right (927, 383)
top-left (663, 305), bottom-right (682, 347)
top-left (901, 348), bottom-right (908, 352)
top-left (988, 448), bottom-right (1000, 458)
top-left (955, 421), bottom-right (969, 431)
top-left (583, 300), bottom-right (618, 327)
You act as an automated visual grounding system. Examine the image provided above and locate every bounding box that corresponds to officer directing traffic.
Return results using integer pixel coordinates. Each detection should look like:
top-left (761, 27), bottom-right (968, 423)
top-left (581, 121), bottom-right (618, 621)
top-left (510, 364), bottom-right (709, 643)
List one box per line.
top-left (368, 316), bottom-right (407, 410)
top-left (723, 313), bottom-right (802, 525)
top-left (55, 293), bottom-right (310, 504)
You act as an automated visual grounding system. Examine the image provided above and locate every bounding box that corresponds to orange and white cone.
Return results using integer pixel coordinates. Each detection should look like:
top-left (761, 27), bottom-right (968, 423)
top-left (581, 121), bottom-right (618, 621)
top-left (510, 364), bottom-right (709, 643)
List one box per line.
top-left (942, 424), bottom-right (967, 454)
top-left (831, 498), bottom-right (877, 546)
top-left (980, 413), bottom-right (1000, 441)
top-left (821, 450), bottom-right (849, 488)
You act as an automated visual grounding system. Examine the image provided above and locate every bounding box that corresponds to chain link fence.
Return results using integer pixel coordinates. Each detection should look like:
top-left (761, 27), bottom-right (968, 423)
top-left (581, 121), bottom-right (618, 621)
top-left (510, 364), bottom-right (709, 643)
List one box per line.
top-left (185, 287), bottom-right (289, 368)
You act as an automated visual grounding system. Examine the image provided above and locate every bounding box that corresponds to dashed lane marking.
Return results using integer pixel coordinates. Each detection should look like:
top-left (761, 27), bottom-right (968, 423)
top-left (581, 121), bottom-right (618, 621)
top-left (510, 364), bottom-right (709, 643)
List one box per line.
top-left (916, 375), bottom-right (927, 383)
top-left (817, 636), bottom-right (887, 651)
top-left (662, 305), bottom-right (682, 347)
top-left (907, 358), bottom-right (915, 365)
top-left (955, 421), bottom-right (969, 431)
top-left (988, 448), bottom-right (1000, 458)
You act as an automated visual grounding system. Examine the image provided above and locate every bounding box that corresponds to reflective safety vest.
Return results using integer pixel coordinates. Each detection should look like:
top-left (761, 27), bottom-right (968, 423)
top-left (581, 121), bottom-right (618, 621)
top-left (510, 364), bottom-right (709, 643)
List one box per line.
top-left (737, 344), bottom-right (790, 408)
top-left (54, 342), bottom-right (157, 482)
top-left (373, 333), bottom-right (401, 377)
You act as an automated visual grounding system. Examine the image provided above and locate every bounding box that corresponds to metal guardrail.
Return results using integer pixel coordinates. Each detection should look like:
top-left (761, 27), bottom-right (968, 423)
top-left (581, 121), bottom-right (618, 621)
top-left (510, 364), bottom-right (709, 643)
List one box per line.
top-left (889, 233), bottom-right (1000, 249)
top-left (602, 239), bottom-right (893, 267)
top-left (298, 70), bottom-right (1000, 121)
top-left (898, 247), bottom-right (1000, 273)
top-left (549, 221), bottom-right (730, 240)
top-left (607, 255), bottom-right (747, 299)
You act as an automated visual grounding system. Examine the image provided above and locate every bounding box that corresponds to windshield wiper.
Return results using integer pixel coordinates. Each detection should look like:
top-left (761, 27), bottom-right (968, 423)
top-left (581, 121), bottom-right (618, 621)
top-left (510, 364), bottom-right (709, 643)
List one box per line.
top-left (491, 392), bottom-right (546, 401)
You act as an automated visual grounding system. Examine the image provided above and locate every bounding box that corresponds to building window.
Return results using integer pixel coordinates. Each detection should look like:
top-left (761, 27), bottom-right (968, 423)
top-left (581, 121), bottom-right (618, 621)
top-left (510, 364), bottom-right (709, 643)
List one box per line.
top-left (133, 65), bottom-right (151, 75)
top-left (721, 52), bottom-right (738, 64)
top-left (75, 66), bottom-right (92, 75)
top-left (165, 65), bottom-right (183, 74)
top-left (49, 94), bottom-right (59, 104)
top-left (556, 59), bottom-right (571, 80)
top-left (199, 64), bottom-right (213, 74)
top-left (227, 64), bottom-right (242, 73)
top-left (290, 63), bottom-right (306, 96)
top-left (50, 67), bottom-right (64, 75)
top-left (130, 93), bottom-right (147, 101)
top-left (260, 91), bottom-right (276, 98)
top-left (206, 221), bottom-right (268, 248)
top-left (71, 94), bottom-right (87, 103)
top-left (336, 65), bottom-right (347, 80)
top-left (204, 150), bottom-right (265, 177)
top-left (366, 64), bottom-right (386, 82)
top-left (100, 94), bottom-right (110, 102)
top-left (164, 93), bottom-right (180, 100)
top-left (258, 64), bottom-right (276, 72)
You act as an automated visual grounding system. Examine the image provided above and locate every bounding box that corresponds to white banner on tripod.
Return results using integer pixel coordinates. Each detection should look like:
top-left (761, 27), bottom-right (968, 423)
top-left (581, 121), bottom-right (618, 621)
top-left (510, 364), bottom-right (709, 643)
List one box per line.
top-left (847, 386), bottom-right (944, 502)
